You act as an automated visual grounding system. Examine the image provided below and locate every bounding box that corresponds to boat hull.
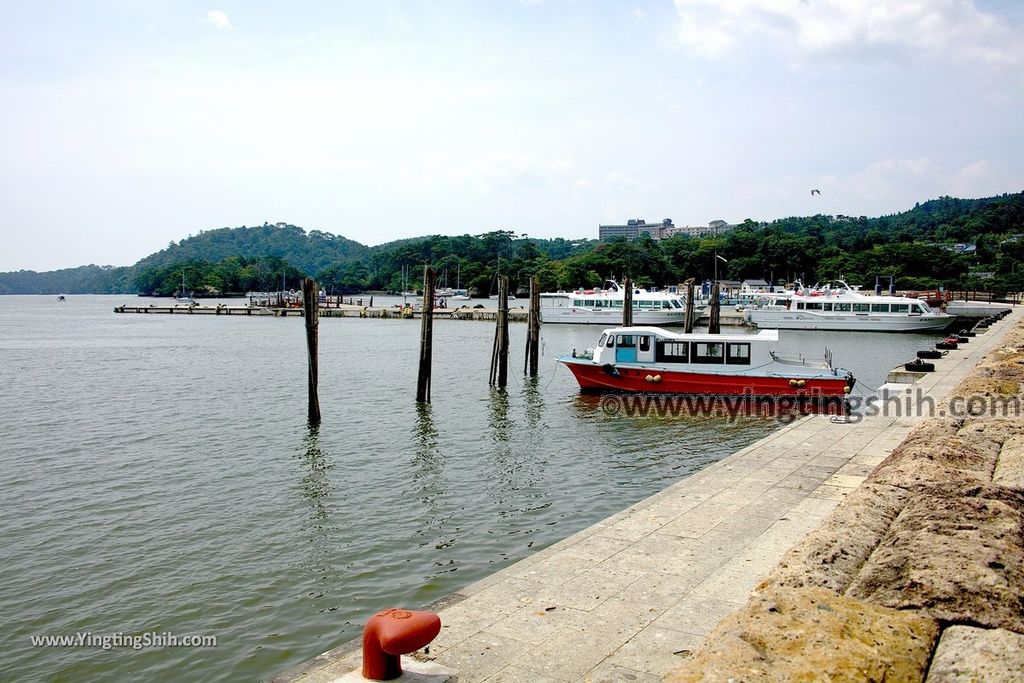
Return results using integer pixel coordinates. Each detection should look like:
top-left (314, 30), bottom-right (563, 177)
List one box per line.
top-left (541, 308), bottom-right (688, 325)
top-left (559, 358), bottom-right (850, 397)
top-left (745, 310), bottom-right (951, 332)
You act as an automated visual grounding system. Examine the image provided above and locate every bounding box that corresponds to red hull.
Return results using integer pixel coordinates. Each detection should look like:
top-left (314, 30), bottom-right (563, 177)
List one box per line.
top-left (561, 360), bottom-right (850, 397)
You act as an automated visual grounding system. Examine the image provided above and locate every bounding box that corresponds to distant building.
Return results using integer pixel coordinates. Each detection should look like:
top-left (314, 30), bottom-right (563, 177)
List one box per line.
top-left (598, 218), bottom-right (739, 242)
top-left (663, 220), bottom-right (738, 239)
top-left (741, 279), bottom-right (771, 291)
top-left (598, 218), bottom-right (674, 241)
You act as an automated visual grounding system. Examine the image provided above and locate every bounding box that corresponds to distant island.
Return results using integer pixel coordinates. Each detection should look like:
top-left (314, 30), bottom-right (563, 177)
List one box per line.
top-left (1, 192), bottom-right (1022, 296)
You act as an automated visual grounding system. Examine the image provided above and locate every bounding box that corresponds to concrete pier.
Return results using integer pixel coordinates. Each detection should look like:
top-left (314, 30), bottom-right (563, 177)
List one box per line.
top-left (274, 309), bottom-right (1021, 682)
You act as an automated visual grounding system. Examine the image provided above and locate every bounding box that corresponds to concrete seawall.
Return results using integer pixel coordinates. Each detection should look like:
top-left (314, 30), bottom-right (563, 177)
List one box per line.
top-left (275, 308), bottom-right (1020, 682)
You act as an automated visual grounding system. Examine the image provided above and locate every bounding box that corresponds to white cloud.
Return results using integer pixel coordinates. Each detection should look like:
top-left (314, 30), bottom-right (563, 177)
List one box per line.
top-left (673, 0), bottom-right (1024, 65)
top-left (206, 10), bottom-right (233, 31)
top-left (949, 160), bottom-right (1012, 198)
top-left (631, 8), bottom-right (647, 20)
top-left (605, 172), bottom-right (641, 189)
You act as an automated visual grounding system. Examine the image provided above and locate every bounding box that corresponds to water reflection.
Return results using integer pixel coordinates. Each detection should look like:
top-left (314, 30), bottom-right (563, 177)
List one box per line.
top-left (487, 388), bottom-right (512, 444)
top-left (522, 376), bottom-right (545, 430)
top-left (297, 424), bottom-right (333, 523)
top-left (410, 403), bottom-right (444, 507)
top-left (295, 424), bottom-right (336, 603)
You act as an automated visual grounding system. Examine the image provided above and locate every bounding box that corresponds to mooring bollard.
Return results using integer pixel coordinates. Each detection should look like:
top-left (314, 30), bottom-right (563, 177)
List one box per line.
top-left (361, 608), bottom-right (441, 680)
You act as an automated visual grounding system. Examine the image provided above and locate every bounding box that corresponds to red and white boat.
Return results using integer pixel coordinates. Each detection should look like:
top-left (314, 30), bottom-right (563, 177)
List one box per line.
top-left (559, 326), bottom-right (855, 397)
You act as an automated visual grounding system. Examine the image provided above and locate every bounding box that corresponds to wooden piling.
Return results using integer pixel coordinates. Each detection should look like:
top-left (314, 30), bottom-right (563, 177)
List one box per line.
top-left (489, 275), bottom-right (509, 387)
top-left (708, 282), bottom-right (721, 334)
top-left (416, 267), bottom-right (436, 403)
top-left (684, 278), bottom-right (696, 334)
top-left (623, 278), bottom-right (634, 327)
top-left (524, 276), bottom-right (541, 376)
top-left (301, 278), bottom-right (321, 424)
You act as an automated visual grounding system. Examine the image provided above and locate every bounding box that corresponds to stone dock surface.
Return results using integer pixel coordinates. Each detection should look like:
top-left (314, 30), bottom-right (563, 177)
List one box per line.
top-left (275, 308), bottom-right (1021, 682)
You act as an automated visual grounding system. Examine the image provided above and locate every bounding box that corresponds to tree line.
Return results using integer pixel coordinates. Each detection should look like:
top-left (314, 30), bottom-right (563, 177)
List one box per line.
top-left (2, 192), bottom-right (1022, 295)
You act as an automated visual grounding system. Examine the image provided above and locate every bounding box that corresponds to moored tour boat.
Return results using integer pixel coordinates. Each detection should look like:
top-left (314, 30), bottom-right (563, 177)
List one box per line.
top-left (744, 281), bottom-right (951, 332)
top-left (540, 280), bottom-right (701, 326)
top-left (559, 326), bottom-right (854, 397)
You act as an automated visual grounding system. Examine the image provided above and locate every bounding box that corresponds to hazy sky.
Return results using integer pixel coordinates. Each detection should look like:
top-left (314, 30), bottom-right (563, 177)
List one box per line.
top-left (2, 1), bottom-right (1022, 271)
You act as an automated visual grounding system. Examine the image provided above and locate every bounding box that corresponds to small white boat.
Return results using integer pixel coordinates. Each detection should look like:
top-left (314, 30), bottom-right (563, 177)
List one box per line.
top-left (744, 281), bottom-right (951, 332)
top-left (490, 293), bottom-right (517, 301)
top-left (174, 271), bottom-right (196, 305)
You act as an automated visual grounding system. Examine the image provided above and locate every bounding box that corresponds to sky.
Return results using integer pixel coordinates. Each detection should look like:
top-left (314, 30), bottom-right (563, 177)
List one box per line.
top-left (2, 1), bottom-right (1023, 271)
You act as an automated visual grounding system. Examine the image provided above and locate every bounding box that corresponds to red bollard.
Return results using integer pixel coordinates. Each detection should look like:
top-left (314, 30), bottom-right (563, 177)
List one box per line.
top-left (361, 608), bottom-right (442, 680)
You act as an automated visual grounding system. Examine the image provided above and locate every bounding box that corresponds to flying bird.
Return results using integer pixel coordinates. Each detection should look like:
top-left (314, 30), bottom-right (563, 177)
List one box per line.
top-left (811, 189), bottom-right (821, 196)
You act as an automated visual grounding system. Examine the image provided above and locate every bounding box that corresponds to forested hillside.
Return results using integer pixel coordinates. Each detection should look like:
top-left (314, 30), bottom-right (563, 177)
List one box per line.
top-left (2, 192), bottom-right (1021, 295)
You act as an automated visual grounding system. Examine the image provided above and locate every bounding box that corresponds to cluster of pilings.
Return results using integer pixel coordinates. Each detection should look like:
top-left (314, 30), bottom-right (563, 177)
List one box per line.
top-left (300, 270), bottom-right (725, 420)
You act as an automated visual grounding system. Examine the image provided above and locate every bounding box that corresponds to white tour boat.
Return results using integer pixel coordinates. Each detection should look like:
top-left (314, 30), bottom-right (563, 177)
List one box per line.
top-left (540, 281), bottom-right (699, 326)
top-left (744, 281), bottom-right (951, 332)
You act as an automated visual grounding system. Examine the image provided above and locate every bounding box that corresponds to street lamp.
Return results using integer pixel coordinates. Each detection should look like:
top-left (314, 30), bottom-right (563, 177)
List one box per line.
top-left (714, 251), bottom-right (728, 283)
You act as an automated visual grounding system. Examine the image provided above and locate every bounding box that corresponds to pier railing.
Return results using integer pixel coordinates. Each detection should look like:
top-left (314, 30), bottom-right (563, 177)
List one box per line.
top-left (944, 290), bottom-right (1021, 304)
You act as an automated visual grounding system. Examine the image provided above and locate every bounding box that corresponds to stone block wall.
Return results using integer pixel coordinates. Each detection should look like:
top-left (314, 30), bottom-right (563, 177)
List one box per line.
top-left (667, 320), bottom-right (1024, 682)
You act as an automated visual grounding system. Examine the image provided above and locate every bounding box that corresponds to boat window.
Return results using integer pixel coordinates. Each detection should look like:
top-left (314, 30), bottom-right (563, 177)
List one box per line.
top-left (616, 335), bottom-right (636, 348)
top-left (726, 343), bottom-right (751, 365)
top-left (573, 299), bottom-right (583, 306)
top-left (805, 302), bottom-right (823, 310)
top-left (672, 300), bottom-right (683, 309)
top-left (834, 303), bottom-right (852, 312)
top-left (822, 303), bottom-right (833, 311)
top-left (871, 303), bottom-right (889, 313)
top-left (584, 300), bottom-right (595, 307)
top-left (606, 335), bottom-right (615, 348)
top-left (913, 303), bottom-right (928, 313)
top-left (852, 303), bottom-right (871, 312)
top-left (656, 341), bottom-right (689, 362)
top-left (598, 333), bottom-right (607, 347)
top-left (796, 302), bottom-right (805, 310)
top-left (639, 336), bottom-right (651, 352)
top-left (611, 300), bottom-right (623, 308)
top-left (891, 304), bottom-right (909, 313)
top-left (692, 342), bottom-right (725, 364)
top-left (594, 300), bottom-right (604, 308)
top-left (638, 300), bottom-right (653, 309)
top-left (662, 301), bottom-right (673, 309)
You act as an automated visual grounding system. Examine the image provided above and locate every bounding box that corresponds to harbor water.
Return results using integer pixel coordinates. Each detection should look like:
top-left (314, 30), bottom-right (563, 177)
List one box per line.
top-left (0, 295), bottom-right (938, 681)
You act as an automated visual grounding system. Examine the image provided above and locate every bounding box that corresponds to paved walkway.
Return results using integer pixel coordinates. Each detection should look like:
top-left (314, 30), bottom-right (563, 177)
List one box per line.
top-left (277, 310), bottom-right (1018, 683)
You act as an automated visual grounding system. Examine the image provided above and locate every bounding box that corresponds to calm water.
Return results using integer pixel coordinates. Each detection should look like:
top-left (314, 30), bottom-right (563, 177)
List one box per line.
top-left (0, 296), bottom-right (937, 681)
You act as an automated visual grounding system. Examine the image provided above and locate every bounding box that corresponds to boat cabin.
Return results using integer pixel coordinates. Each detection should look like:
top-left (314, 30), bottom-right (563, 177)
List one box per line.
top-left (792, 299), bottom-right (934, 314)
top-left (591, 327), bottom-right (780, 368)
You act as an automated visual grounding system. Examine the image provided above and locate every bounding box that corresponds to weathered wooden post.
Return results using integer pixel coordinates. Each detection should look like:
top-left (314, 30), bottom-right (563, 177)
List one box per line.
top-left (524, 276), bottom-right (541, 376)
top-left (684, 278), bottom-right (696, 333)
top-left (301, 277), bottom-right (321, 424)
top-left (489, 275), bottom-right (509, 387)
top-left (622, 278), bottom-right (634, 327)
top-left (416, 267), bottom-right (435, 403)
top-left (708, 282), bottom-right (721, 334)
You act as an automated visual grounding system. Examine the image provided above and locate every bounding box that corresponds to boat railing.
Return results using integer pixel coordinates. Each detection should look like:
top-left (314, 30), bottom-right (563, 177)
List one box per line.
top-left (770, 350), bottom-right (830, 369)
